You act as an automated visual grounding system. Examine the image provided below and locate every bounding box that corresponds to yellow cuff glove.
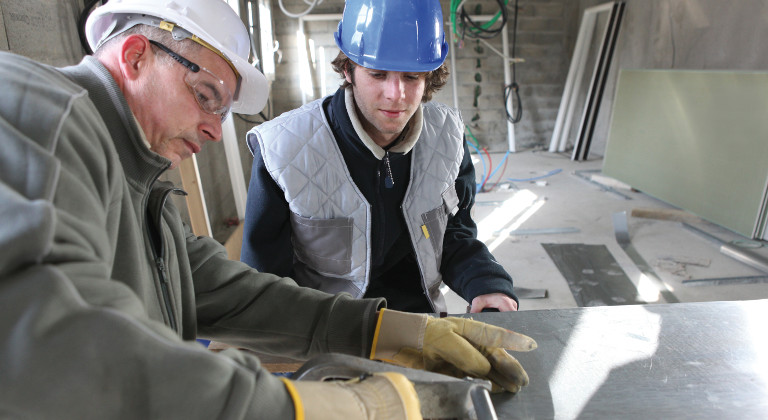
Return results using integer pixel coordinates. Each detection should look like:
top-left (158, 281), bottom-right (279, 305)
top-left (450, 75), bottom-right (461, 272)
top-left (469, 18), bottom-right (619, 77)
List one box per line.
top-left (370, 309), bottom-right (537, 393)
top-left (281, 372), bottom-right (422, 420)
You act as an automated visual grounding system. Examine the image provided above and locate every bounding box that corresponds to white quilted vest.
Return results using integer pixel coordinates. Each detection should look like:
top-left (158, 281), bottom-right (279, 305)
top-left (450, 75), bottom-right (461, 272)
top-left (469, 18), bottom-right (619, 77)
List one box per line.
top-left (247, 98), bottom-right (464, 312)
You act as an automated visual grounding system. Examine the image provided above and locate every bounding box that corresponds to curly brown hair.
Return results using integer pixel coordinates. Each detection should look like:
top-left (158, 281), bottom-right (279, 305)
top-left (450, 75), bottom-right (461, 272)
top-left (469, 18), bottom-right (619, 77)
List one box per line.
top-left (330, 51), bottom-right (449, 103)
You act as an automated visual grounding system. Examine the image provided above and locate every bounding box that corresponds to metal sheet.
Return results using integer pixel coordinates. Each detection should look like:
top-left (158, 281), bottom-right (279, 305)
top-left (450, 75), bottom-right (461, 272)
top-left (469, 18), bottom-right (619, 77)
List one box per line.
top-left (682, 222), bottom-right (768, 275)
top-left (542, 243), bottom-right (642, 306)
top-left (467, 299), bottom-right (768, 419)
top-left (682, 275), bottom-right (768, 286)
top-left (613, 211), bottom-right (679, 303)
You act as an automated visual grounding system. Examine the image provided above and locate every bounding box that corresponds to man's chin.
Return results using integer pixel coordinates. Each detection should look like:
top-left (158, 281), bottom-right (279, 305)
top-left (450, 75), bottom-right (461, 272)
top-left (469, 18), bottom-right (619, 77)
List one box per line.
top-left (167, 154), bottom-right (187, 169)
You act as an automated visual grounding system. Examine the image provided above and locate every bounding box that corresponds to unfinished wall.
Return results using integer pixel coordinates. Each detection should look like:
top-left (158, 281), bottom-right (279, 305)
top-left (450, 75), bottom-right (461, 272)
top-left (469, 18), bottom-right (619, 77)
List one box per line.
top-left (0, 0), bottom-right (84, 65)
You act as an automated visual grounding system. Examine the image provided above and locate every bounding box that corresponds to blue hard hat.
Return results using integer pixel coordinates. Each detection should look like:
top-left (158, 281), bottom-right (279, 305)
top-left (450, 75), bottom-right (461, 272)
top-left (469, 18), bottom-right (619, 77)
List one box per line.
top-left (334, 0), bottom-right (449, 72)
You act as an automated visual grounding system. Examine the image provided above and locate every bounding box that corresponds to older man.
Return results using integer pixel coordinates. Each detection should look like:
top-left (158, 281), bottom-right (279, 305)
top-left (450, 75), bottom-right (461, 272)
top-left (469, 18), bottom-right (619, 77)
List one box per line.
top-left (0, 0), bottom-right (534, 418)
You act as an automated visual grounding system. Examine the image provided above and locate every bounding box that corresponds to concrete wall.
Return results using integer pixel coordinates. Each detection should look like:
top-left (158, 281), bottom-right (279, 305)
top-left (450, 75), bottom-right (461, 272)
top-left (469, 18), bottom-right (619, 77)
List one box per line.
top-left (1, 0), bottom-right (84, 65)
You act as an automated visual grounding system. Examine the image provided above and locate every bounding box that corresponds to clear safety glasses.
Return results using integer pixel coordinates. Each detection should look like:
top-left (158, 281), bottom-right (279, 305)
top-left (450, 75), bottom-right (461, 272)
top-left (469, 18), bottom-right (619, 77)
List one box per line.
top-left (149, 40), bottom-right (233, 123)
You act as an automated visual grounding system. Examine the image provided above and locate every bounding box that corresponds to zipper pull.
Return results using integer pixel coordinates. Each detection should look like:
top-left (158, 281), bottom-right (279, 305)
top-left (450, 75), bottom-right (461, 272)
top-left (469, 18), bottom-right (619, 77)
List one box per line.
top-left (383, 151), bottom-right (394, 188)
top-left (156, 258), bottom-right (168, 282)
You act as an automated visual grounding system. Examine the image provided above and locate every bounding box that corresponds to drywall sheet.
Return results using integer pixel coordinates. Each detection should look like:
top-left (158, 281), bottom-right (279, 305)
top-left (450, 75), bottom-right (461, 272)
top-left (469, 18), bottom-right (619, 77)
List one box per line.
top-left (542, 243), bottom-right (642, 306)
top-left (603, 69), bottom-right (768, 238)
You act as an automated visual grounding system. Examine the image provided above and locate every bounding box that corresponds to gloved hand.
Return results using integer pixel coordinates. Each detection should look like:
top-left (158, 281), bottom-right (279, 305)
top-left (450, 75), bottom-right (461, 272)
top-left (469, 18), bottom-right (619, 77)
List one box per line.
top-left (280, 372), bottom-right (422, 420)
top-left (370, 309), bottom-right (537, 393)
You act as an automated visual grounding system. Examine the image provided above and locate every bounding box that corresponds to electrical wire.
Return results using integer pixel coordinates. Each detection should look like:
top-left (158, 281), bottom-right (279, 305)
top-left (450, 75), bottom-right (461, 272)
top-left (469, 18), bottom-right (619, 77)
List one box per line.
top-left (505, 83), bottom-right (523, 123)
top-left (451, 0), bottom-right (509, 40)
top-left (465, 125), bottom-right (515, 193)
top-left (465, 124), bottom-right (482, 149)
top-left (505, 0), bottom-right (523, 124)
top-left (480, 147), bottom-right (493, 191)
top-left (484, 150), bottom-right (511, 191)
top-left (465, 138), bottom-right (487, 194)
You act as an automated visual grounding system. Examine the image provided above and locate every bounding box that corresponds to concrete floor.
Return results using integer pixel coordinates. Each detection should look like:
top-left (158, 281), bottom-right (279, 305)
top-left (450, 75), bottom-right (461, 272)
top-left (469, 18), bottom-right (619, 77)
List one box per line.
top-left (443, 150), bottom-right (768, 313)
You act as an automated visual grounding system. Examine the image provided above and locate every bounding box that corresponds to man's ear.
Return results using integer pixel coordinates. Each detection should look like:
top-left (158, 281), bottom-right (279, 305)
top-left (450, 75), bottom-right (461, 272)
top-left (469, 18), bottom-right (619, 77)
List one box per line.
top-left (119, 35), bottom-right (152, 81)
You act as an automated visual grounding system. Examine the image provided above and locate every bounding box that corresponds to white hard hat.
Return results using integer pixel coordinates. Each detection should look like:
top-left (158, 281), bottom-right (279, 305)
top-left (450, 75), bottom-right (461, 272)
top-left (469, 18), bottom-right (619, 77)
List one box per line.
top-left (86, 0), bottom-right (268, 115)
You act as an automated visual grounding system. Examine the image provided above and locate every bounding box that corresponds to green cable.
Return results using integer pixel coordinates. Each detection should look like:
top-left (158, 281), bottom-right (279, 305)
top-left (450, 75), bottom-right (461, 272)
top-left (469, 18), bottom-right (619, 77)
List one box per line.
top-left (464, 124), bottom-right (481, 149)
top-left (450, 0), bottom-right (510, 39)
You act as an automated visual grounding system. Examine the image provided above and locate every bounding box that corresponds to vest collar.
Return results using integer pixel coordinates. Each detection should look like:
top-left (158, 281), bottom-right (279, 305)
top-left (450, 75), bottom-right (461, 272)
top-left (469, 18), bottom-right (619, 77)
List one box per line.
top-left (344, 87), bottom-right (423, 160)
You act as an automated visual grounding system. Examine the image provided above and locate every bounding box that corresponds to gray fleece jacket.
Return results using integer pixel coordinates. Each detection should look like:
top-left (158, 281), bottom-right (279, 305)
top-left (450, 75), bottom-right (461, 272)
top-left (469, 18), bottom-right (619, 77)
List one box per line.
top-left (0, 51), bottom-right (383, 419)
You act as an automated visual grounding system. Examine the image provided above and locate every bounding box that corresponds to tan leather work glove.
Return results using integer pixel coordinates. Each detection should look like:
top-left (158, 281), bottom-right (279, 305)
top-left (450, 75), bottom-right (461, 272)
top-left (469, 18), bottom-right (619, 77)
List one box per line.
top-left (369, 309), bottom-right (537, 393)
top-left (280, 372), bottom-right (422, 420)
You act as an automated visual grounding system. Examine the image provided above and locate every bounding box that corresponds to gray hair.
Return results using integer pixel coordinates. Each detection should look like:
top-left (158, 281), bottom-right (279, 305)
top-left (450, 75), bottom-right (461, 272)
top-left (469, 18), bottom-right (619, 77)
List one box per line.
top-left (93, 24), bottom-right (202, 65)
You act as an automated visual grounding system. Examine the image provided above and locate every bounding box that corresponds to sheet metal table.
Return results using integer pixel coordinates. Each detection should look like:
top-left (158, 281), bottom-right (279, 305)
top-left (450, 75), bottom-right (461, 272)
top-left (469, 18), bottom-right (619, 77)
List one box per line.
top-left (473, 299), bottom-right (768, 419)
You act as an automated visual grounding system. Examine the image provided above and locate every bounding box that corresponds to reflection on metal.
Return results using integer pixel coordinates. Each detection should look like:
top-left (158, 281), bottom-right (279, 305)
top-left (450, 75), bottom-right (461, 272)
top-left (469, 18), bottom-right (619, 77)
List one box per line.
top-left (682, 223), bottom-right (768, 274)
top-left (481, 300), bottom-right (768, 419)
top-left (547, 305), bottom-right (660, 419)
top-left (573, 169), bottom-right (632, 200)
top-left (542, 243), bottom-right (642, 306)
top-left (682, 275), bottom-right (768, 286)
top-left (612, 211), bottom-right (680, 303)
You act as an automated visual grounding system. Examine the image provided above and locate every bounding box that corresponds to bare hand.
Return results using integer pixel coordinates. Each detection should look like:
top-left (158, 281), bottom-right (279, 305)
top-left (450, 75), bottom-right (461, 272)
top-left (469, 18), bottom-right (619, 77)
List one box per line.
top-left (470, 293), bottom-right (518, 313)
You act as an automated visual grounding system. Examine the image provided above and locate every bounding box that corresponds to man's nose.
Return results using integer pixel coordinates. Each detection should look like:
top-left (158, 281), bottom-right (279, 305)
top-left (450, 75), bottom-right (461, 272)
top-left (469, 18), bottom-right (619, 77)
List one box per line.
top-left (384, 76), bottom-right (405, 100)
top-left (199, 113), bottom-right (223, 142)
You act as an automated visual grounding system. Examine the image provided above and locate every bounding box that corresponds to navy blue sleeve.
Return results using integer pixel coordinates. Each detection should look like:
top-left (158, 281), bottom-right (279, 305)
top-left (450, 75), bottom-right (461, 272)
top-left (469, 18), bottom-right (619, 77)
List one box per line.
top-left (439, 139), bottom-right (518, 305)
top-left (240, 143), bottom-right (296, 278)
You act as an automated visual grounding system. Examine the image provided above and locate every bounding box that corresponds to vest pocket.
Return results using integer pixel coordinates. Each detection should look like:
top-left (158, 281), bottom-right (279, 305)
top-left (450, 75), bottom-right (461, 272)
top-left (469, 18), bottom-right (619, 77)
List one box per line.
top-left (421, 205), bottom-right (447, 270)
top-left (441, 185), bottom-right (460, 216)
top-left (290, 212), bottom-right (353, 275)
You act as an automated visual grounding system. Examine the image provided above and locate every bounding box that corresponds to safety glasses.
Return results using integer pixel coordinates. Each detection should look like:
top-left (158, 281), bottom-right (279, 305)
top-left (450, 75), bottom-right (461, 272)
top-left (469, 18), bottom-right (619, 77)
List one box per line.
top-left (149, 40), bottom-right (232, 122)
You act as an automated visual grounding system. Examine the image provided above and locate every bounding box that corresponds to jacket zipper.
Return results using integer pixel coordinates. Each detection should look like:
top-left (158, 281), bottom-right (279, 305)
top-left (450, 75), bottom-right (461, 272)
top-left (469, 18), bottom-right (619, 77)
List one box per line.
top-left (146, 185), bottom-right (187, 333)
top-left (383, 151), bottom-right (394, 188)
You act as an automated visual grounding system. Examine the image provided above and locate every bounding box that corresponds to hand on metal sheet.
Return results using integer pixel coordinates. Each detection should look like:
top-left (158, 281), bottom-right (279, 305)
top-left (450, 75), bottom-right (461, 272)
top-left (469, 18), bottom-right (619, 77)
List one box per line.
top-left (280, 372), bottom-right (422, 420)
top-left (470, 292), bottom-right (519, 312)
top-left (370, 309), bottom-right (537, 393)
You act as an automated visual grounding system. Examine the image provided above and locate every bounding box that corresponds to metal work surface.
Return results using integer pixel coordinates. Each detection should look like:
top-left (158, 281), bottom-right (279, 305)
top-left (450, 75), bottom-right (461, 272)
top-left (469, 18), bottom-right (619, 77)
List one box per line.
top-left (470, 299), bottom-right (768, 419)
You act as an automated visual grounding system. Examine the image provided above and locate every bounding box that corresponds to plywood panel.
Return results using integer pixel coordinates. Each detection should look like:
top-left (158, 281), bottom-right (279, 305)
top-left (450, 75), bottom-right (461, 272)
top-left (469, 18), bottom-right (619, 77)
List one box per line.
top-left (603, 69), bottom-right (768, 238)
